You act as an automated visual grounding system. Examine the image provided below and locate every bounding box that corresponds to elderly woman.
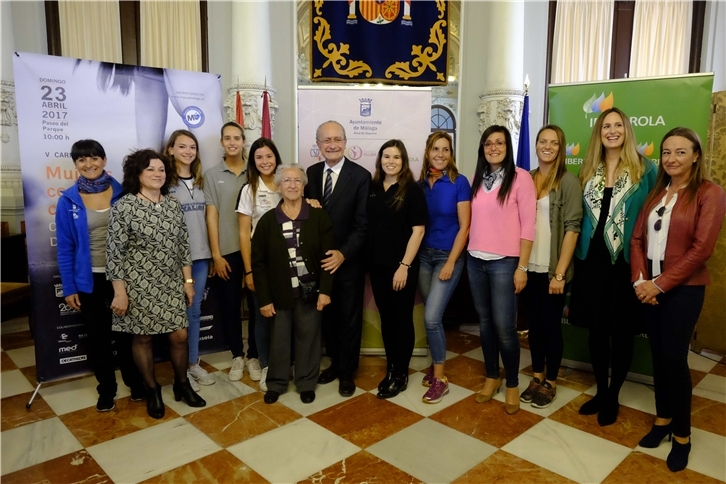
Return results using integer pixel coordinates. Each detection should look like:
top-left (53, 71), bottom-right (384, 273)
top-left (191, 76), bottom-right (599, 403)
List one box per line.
top-left (56, 139), bottom-right (145, 412)
top-left (631, 127), bottom-right (726, 472)
top-left (252, 163), bottom-right (334, 405)
top-left (107, 149), bottom-right (206, 419)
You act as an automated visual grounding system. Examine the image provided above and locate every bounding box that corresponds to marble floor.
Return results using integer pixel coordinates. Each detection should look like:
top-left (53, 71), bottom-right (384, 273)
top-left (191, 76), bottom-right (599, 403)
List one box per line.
top-left (2, 316), bottom-right (725, 483)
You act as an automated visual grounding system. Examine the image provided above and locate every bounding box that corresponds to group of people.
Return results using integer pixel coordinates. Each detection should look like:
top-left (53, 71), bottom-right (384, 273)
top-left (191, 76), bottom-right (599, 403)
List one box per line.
top-left (55, 110), bottom-right (724, 474)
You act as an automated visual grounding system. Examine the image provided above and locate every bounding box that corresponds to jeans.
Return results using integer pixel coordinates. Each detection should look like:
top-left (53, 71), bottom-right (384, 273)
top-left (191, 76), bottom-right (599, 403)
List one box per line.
top-left (249, 292), bottom-right (270, 368)
top-left (418, 248), bottom-right (465, 364)
top-left (467, 254), bottom-right (520, 388)
top-left (187, 259), bottom-right (210, 364)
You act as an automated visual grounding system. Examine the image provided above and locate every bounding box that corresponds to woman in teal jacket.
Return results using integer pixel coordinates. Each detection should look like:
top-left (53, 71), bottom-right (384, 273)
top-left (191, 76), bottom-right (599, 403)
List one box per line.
top-left (55, 139), bottom-right (144, 412)
top-left (568, 108), bottom-right (657, 427)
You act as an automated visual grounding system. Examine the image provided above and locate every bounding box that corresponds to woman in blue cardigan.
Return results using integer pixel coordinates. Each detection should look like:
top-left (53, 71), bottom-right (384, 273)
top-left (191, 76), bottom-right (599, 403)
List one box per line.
top-left (55, 139), bottom-right (145, 412)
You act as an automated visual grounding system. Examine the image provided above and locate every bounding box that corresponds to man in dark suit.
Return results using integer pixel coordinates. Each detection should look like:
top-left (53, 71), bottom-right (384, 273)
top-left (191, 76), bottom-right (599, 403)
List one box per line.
top-left (305, 120), bottom-right (370, 397)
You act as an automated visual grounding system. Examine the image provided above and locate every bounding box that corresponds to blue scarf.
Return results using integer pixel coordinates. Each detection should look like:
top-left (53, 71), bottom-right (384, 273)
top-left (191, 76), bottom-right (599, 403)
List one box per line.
top-left (77, 171), bottom-right (112, 194)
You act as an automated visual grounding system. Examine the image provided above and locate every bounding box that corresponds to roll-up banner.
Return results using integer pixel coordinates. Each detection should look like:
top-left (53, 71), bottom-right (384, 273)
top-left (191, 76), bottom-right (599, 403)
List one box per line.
top-left (297, 86), bottom-right (431, 352)
top-left (548, 73), bottom-right (714, 381)
top-left (13, 52), bottom-right (228, 383)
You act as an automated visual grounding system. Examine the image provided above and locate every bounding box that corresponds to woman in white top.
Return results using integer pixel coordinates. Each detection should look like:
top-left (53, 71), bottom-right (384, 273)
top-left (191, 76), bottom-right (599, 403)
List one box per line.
top-left (236, 138), bottom-right (282, 391)
top-left (165, 130), bottom-right (214, 391)
top-left (519, 125), bottom-right (582, 409)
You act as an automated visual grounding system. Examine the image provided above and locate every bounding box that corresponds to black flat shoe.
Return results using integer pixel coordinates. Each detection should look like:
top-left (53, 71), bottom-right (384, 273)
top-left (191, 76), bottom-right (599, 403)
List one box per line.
top-left (264, 391), bottom-right (280, 404)
top-left (639, 423), bottom-right (673, 448)
top-left (300, 390), bottom-right (316, 404)
top-left (377, 371), bottom-right (393, 393)
top-left (597, 398), bottom-right (619, 426)
top-left (146, 384), bottom-right (165, 419)
top-left (579, 394), bottom-right (602, 415)
top-left (377, 375), bottom-right (408, 399)
top-left (318, 367), bottom-right (339, 384)
top-left (667, 438), bottom-right (691, 472)
top-left (173, 380), bottom-right (206, 408)
top-left (130, 386), bottom-right (147, 402)
top-left (339, 374), bottom-right (356, 397)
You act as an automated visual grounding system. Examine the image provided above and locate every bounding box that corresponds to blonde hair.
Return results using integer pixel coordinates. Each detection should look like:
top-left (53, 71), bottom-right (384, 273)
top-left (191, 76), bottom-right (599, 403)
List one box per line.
top-left (419, 131), bottom-right (459, 183)
top-left (579, 107), bottom-right (645, 188)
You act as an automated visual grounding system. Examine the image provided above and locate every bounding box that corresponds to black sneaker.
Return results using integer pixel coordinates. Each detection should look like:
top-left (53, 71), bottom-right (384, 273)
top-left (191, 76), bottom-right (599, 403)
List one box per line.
top-left (130, 386), bottom-right (147, 402)
top-left (520, 377), bottom-right (541, 403)
top-left (96, 394), bottom-right (116, 412)
top-left (531, 381), bottom-right (557, 409)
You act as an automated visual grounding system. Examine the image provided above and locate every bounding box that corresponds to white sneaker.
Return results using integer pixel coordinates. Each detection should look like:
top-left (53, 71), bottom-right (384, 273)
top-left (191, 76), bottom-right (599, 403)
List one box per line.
top-left (259, 367), bottom-right (268, 392)
top-left (187, 372), bottom-right (201, 392)
top-left (188, 362), bottom-right (215, 386)
top-left (246, 358), bottom-right (262, 381)
top-left (229, 356), bottom-right (245, 381)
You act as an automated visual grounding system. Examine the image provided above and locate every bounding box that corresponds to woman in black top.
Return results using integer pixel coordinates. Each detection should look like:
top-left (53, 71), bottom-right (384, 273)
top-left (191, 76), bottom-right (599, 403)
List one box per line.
top-left (367, 139), bottom-right (428, 399)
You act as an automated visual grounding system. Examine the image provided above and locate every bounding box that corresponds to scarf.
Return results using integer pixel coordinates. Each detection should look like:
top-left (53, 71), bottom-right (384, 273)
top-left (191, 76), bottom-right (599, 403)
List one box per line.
top-left (77, 171), bottom-right (112, 194)
top-left (583, 164), bottom-right (637, 263)
top-left (483, 167), bottom-right (503, 191)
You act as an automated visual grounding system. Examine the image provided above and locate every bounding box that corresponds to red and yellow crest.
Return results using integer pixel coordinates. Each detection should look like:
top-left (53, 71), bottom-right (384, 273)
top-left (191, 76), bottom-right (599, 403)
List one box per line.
top-left (359, 0), bottom-right (400, 25)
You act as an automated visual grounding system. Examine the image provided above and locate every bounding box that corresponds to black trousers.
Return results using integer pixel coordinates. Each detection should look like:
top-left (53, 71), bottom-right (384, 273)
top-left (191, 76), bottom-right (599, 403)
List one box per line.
top-left (213, 251), bottom-right (257, 359)
top-left (645, 285), bottom-right (705, 438)
top-left (321, 263), bottom-right (364, 376)
top-left (521, 272), bottom-right (565, 382)
top-left (369, 265), bottom-right (418, 376)
top-left (78, 273), bottom-right (143, 397)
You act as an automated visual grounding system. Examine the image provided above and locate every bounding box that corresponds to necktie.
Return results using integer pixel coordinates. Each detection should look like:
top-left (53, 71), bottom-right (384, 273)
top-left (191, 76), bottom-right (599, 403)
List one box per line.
top-left (323, 168), bottom-right (333, 208)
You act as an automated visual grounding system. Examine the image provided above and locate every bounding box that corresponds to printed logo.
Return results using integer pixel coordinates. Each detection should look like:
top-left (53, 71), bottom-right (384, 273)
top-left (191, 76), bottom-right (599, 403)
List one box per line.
top-left (637, 142), bottom-right (655, 157)
top-left (360, 98), bottom-right (372, 117)
top-left (58, 302), bottom-right (79, 316)
top-left (182, 106), bottom-right (205, 129)
top-left (60, 355), bottom-right (87, 364)
top-left (582, 92), bottom-right (614, 117)
top-left (59, 344), bottom-right (78, 353)
top-left (200, 325), bottom-right (213, 331)
top-left (60, 333), bottom-right (68, 340)
top-left (54, 283), bottom-right (63, 297)
top-left (565, 143), bottom-right (580, 156)
top-left (199, 335), bottom-right (213, 341)
top-left (347, 145), bottom-right (363, 160)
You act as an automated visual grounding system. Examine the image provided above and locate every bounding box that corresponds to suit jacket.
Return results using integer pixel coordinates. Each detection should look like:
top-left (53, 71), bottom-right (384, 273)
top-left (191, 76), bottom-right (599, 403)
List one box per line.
top-left (305, 158), bottom-right (370, 276)
top-left (630, 181), bottom-right (726, 292)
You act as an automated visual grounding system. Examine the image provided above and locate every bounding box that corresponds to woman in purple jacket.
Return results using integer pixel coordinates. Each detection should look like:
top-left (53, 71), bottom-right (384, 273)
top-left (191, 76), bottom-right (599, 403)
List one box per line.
top-left (55, 139), bottom-right (145, 412)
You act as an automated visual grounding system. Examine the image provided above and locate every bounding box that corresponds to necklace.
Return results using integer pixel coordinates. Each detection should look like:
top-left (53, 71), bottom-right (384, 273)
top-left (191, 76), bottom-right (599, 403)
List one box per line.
top-left (138, 191), bottom-right (161, 207)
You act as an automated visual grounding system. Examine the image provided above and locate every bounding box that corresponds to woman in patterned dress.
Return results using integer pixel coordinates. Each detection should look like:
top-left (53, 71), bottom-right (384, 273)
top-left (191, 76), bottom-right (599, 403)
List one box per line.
top-left (107, 149), bottom-right (206, 419)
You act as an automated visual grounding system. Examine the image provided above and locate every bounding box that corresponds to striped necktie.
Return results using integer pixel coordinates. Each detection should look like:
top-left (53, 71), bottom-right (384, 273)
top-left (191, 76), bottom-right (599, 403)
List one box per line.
top-left (323, 168), bottom-right (333, 208)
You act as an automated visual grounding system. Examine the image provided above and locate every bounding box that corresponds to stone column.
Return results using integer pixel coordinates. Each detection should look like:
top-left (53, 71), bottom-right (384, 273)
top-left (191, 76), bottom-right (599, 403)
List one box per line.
top-left (223, 0), bottom-right (278, 144)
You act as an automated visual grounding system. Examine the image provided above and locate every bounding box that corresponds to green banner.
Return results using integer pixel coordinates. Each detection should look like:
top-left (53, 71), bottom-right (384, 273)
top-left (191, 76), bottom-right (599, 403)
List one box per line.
top-left (549, 74), bottom-right (714, 176)
top-left (548, 74), bottom-right (714, 379)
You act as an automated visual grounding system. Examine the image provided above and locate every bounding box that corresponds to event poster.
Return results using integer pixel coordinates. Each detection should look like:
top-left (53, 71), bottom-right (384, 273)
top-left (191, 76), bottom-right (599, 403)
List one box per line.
top-left (548, 73), bottom-right (714, 380)
top-left (298, 86), bottom-right (432, 352)
top-left (13, 52), bottom-right (227, 383)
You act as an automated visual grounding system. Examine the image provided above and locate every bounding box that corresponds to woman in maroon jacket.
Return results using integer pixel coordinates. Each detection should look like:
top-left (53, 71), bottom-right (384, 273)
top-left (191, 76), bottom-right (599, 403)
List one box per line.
top-left (631, 127), bottom-right (726, 473)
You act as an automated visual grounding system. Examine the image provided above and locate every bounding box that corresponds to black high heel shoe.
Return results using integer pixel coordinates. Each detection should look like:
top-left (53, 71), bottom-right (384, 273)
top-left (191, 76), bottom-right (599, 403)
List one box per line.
top-left (146, 383), bottom-right (165, 419)
top-left (173, 380), bottom-right (206, 408)
top-left (639, 423), bottom-right (673, 448)
top-left (377, 374), bottom-right (408, 399)
top-left (667, 437), bottom-right (691, 472)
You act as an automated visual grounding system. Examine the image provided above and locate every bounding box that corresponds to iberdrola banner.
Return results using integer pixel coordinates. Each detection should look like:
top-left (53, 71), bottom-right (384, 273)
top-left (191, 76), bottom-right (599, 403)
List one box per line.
top-left (310, 0), bottom-right (448, 85)
top-left (548, 73), bottom-right (714, 380)
top-left (549, 73), bottom-right (714, 176)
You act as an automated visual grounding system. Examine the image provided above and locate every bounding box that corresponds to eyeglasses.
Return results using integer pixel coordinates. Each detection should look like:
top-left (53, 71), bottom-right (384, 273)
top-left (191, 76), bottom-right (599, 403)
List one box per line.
top-left (318, 137), bottom-right (346, 145)
top-left (484, 140), bottom-right (505, 149)
top-left (653, 206), bottom-right (666, 231)
top-left (281, 178), bottom-right (304, 185)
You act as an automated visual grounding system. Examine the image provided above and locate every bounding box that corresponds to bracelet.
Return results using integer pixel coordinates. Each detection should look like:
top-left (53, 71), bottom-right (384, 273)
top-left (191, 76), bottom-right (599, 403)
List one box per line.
top-left (184, 278), bottom-right (195, 284)
top-left (399, 261), bottom-right (411, 268)
top-left (517, 265), bottom-right (528, 273)
top-left (245, 271), bottom-right (252, 275)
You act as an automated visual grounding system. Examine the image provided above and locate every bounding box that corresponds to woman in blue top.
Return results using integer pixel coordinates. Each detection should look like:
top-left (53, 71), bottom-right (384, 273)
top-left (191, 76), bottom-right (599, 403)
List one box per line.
top-left (55, 139), bottom-right (144, 412)
top-left (417, 132), bottom-right (471, 404)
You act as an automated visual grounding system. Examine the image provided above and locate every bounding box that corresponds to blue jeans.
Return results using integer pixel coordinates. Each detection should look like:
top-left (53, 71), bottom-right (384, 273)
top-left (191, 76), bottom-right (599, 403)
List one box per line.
top-left (467, 254), bottom-right (520, 388)
top-left (418, 248), bottom-right (465, 364)
top-left (249, 292), bottom-right (270, 368)
top-left (187, 259), bottom-right (210, 364)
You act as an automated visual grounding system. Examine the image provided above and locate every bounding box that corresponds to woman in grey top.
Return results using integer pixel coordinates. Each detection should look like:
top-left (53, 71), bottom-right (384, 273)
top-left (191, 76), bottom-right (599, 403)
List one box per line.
top-left (519, 125), bottom-right (582, 409)
top-left (166, 130), bottom-right (215, 391)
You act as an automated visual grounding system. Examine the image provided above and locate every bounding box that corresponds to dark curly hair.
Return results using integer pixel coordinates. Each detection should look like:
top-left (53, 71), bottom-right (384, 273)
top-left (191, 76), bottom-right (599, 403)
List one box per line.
top-left (121, 149), bottom-right (171, 195)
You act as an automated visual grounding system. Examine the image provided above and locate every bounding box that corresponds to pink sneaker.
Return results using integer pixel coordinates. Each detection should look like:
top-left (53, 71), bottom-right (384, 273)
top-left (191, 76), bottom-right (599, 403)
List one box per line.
top-left (421, 365), bottom-right (434, 387)
top-left (422, 376), bottom-right (449, 404)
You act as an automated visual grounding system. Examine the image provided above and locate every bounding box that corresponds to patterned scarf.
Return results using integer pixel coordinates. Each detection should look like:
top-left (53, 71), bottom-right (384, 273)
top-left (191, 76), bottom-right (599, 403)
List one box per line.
top-left (583, 164), bottom-right (637, 263)
top-left (483, 167), bottom-right (503, 191)
top-left (77, 171), bottom-right (112, 194)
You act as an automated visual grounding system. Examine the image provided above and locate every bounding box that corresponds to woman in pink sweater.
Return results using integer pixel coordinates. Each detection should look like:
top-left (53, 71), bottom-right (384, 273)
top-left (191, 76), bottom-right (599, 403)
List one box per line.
top-left (467, 125), bottom-right (536, 415)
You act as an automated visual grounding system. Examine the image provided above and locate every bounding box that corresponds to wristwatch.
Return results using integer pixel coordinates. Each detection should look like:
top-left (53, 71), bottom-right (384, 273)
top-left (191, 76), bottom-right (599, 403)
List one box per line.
top-left (185, 278), bottom-right (195, 284)
top-left (517, 265), bottom-right (528, 273)
top-left (554, 273), bottom-right (565, 282)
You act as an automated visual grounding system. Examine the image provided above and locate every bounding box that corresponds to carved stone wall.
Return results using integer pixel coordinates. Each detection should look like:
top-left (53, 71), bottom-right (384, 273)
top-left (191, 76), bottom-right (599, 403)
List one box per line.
top-left (223, 84), bottom-right (279, 142)
top-left (477, 89), bottom-right (525, 148)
